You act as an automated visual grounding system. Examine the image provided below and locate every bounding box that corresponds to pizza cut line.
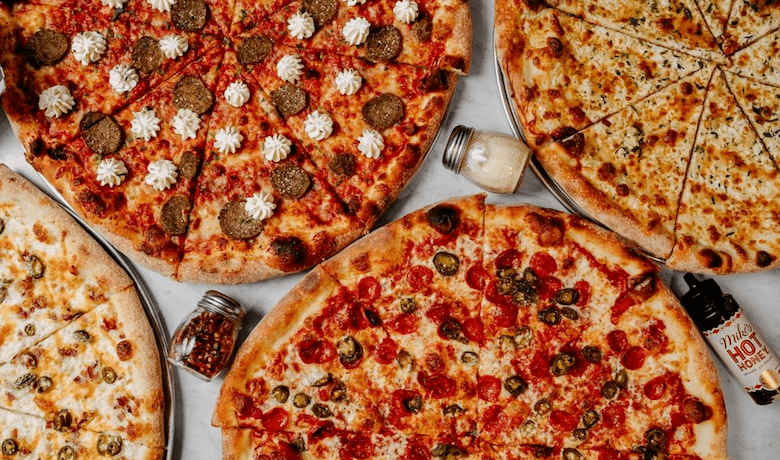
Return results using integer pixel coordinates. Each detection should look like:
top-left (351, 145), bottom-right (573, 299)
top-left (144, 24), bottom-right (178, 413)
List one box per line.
top-left (0, 165), bottom-right (166, 460)
top-left (496, 0), bottom-right (780, 275)
top-left (213, 195), bottom-right (728, 460)
top-left (0, 0), bottom-right (472, 284)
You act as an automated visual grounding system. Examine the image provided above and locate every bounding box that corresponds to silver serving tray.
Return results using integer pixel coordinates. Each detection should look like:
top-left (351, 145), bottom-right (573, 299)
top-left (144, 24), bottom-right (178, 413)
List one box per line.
top-left (492, 31), bottom-right (665, 264)
top-left (37, 177), bottom-right (176, 460)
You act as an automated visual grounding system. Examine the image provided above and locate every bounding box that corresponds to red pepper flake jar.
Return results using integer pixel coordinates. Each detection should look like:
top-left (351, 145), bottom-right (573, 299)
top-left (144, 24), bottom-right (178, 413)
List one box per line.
top-left (167, 291), bottom-right (245, 381)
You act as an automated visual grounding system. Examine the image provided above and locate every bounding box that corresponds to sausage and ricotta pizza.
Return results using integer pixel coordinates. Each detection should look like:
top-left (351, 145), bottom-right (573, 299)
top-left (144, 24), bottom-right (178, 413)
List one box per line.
top-left (0, 165), bottom-right (165, 460)
top-left (0, 0), bottom-right (471, 283)
top-left (213, 195), bottom-right (728, 460)
top-left (496, 0), bottom-right (780, 275)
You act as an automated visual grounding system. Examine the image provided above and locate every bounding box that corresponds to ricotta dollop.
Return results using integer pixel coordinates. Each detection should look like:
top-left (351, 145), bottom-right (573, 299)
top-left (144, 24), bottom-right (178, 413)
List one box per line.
top-left (245, 192), bottom-right (276, 220)
top-left (159, 34), bottom-right (189, 59)
top-left (100, 0), bottom-right (127, 8)
top-left (214, 126), bottom-right (244, 154)
top-left (148, 0), bottom-right (176, 12)
top-left (145, 159), bottom-right (178, 191)
top-left (263, 134), bottom-right (292, 162)
top-left (38, 85), bottom-right (75, 118)
top-left (130, 107), bottom-right (161, 141)
top-left (109, 64), bottom-right (139, 93)
top-left (277, 54), bottom-right (304, 83)
top-left (71, 31), bottom-right (107, 65)
top-left (342, 17), bottom-right (370, 45)
top-left (357, 129), bottom-right (384, 159)
top-left (393, 0), bottom-right (419, 23)
top-left (288, 11), bottom-right (315, 39)
top-left (172, 108), bottom-right (201, 140)
top-left (96, 158), bottom-right (128, 188)
top-left (224, 81), bottom-right (250, 107)
top-left (304, 110), bottom-right (333, 141)
top-left (335, 69), bottom-right (362, 96)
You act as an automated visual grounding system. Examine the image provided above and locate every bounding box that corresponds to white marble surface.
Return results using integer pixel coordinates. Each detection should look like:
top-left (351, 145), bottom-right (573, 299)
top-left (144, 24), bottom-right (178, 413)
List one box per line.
top-left (1, 1), bottom-right (779, 458)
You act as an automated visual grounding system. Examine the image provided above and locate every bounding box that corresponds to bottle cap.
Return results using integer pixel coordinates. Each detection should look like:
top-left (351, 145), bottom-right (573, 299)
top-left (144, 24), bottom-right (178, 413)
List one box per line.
top-left (442, 125), bottom-right (475, 174)
top-left (199, 290), bottom-right (245, 323)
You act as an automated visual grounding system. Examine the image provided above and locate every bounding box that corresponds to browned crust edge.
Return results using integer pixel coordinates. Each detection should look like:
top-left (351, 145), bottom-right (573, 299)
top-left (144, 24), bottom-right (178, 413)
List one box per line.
top-left (535, 143), bottom-right (674, 259)
top-left (212, 266), bottom-right (340, 427)
top-left (220, 428), bottom-right (253, 460)
top-left (448, 1), bottom-right (473, 75)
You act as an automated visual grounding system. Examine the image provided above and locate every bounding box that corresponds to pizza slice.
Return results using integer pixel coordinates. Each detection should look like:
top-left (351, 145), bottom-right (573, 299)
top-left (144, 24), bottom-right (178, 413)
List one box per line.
top-left (727, 71), bottom-right (780, 168)
top-left (0, 2), bottom-right (218, 158)
top-left (726, 28), bottom-right (780, 88)
top-left (668, 69), bottom-right (780, 273)
top-left (0, 407), bottom-right (163, 460)
top-left (230, 0), bottom-right (297, 36)
top-left (693, 0), bottom-right (734, 40)
top-left (0, 286), bottom-right (165, 448)
top-left (477, 204), bottom-right (660, 448)
top-left (534, 66), bottom-right (714, 260)
top-left (544, 0), bottom-right (722, 60)
top-left (0, 165), bottom-right (133, 364)
top-left (495, 1), bottom-right (707, 149)
top-left (177, 49), bottom-right (362, 283)
top-left (320, 195), bottom-right (486, 438)
top-left (244, 42), bottom-right (457, 227)
top-left (720, 0), bottom-right (780, 54)
top-left (120, 0), bottom-right (235, 38)
top-left (30, 45), bottom-right (224, 277)
top-left (241, 0), bottom-right (472, 74)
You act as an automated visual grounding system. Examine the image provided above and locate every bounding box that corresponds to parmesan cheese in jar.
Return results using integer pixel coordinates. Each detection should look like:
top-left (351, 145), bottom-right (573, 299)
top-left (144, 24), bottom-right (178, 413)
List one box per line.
top-left (442, 126), bottom-right (532, 194)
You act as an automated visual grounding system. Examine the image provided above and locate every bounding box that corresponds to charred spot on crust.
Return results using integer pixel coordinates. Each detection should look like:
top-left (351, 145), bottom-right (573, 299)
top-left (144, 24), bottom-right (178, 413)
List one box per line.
top-left (756, 250), bottom-right (774, 267)
top-left (329, 153), bottom-right (356, 177)
top-left (546, 37), bottom-right (564, 58)
top-left (271, 236), bottom-right (308, 270)
top-left (302, 0), bottom-right (338, 28)
top-left (173, 75), bottom-right (214, 115)
top-left (219, 200), bottom-right (264, 240)
top-left (411, 14), bottom-right (433, 42)
top-left (26, 29), bottom-right (68, 67)
top-left (171, 0), bottom-right (208, 31)
top-left (418, 69), bottom-right (449, 93)
top-left (132, 36), bottom-right (164, 74)
top-left (698, 248), bottom-right (723, 269)
top-left (272, 83), bottom-right (307, 118)
top-left (426, 204), bottom-right (460, 234)
top-left (160, 195), bottom-right (191, 235)
top-left (270, 164), bottom-right (311, 198)
top-left (366, 26), bottom-right (402, 61)
top-left (526, 212), bottom-right (565, 247)
top-left (551, 126), bottom-right (578, 142)
top-left (362, 93), bottom-right (404, 130)
top-left (237, 36), bottom-right (273, 65)
top-left (81, 113), bottom-right (123, 155)
top-left (561, 132), bottom-right (585, 158)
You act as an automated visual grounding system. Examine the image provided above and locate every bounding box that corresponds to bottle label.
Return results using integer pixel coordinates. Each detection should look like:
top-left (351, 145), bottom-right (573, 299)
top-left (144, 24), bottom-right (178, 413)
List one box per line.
top-left (702, 310), bottom-right (780, 399)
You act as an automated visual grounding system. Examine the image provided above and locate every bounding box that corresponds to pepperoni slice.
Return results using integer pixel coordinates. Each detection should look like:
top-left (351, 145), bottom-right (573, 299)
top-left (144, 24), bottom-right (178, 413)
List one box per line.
top-left (306, 419), bottom-right (336, 442)
top-left (347, 303), bottom-right (371, 330)
top-left (261, 407), bottom-right (289, 432)
top-left (465, 265), bottom-right (488, 290)
top-left (621, 346), bottom-right (646, 370)
top-left (404, 440), bottom-right (431, 460)
top-left (611, 294), bottom-right (637, 324)
top-left (607, 330), bottom-right (628, 353)
top-left (537, 276), bottom-right (562, 300)
top-left (340, 434), bottom-right (374, 459)
top-left (601, 402), bottom-right (626, 428)
top-left (386, 313), bottom-right (419, 335)
top-left (298, 339), bottom-right (337, 364)
top-left (477, 375), bottom-right (502, 402)
top-left (462, 317), bottom-right (485, 345)
top-left (575, 280), bottom-right (591, 306)
top-left (357, 277), bottom-right (381, 302)
top-left (375, 337), bottom-right (399, 364)
top-left (644, 375), bottom-right (668, 400)
top-left (482, 404), bottom-right (508, 435)
top-left (529, 352), bottom-right (551, 380)
top-left (418, 372), bottom-right (456, 399)
top-left (408, 265), bottom-right (433, 291)
top-left (495, 249), bottom-right (522, 269)
top-left (426, 304), bottom-right (450, 323)
top-left (549, 410), bottom-right (577, 432)
top-left (391, 389), bottom-right (422, 416)
top-left (530, 252), bottom-right (557, 277)
top-left (642, 320), bottom-right (669, 354)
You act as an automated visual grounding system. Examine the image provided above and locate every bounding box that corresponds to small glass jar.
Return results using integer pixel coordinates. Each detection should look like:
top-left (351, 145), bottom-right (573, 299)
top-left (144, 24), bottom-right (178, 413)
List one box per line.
top-left (442, 125), bottom-right (533, 194)
top-left (167, 291), bottom-right (245, 381)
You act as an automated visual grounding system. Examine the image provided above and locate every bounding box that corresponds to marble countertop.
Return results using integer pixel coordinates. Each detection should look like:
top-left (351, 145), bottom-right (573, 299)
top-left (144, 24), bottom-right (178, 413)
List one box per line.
top-left (1, 1), bottom-right (779, 458)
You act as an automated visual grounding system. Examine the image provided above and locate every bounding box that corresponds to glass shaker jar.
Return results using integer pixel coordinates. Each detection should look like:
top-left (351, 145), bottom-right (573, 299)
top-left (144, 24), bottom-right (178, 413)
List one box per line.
top-left (442, 125), bottom-right (533, 194)
top-left (167, 291), bottom-right (245, 381)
